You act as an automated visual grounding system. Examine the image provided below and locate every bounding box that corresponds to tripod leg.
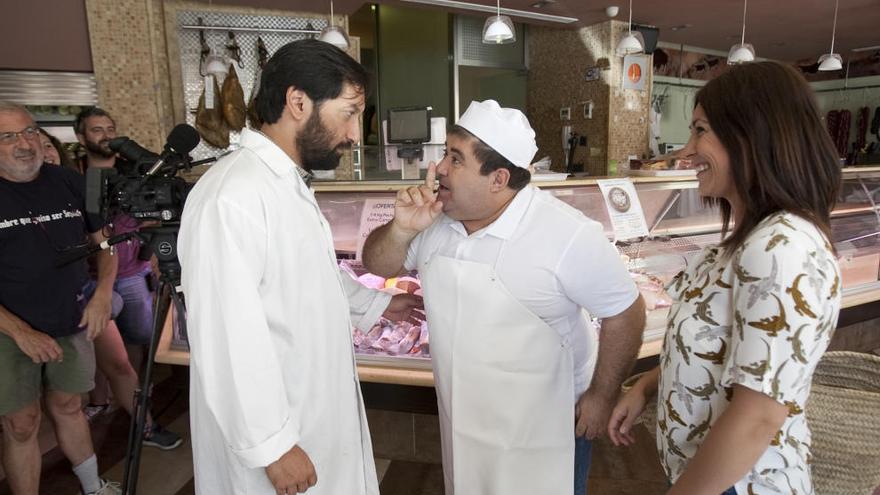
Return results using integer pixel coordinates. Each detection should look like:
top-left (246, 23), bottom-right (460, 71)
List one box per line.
top-left (170, 288), bottom-right (187, 343)
top-left (122, 281), bottom-right (172, 495)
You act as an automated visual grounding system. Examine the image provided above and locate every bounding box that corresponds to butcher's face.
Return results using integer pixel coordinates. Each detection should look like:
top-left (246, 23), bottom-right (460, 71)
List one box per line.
top-left (435, 134), bottom-right (496, 225)
top-left (78, 115), bottom-right (117, 160)
top-left (298, 83), bottom-right (364, 171)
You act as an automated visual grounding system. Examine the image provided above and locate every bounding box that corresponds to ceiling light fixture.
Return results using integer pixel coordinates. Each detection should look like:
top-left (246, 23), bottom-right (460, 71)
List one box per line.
top-left (615, 0), bottom-right (644, 57)
top-left (401, 0), bottom-right (578, 24)
top-left (727, 0), bottom-right (755, 64)
top-left (318, 0), bottom-right (350, 50)
top-left (483, 0), bottom-right (515, 44)
top-left (817, 0), bottom-right (842, 71)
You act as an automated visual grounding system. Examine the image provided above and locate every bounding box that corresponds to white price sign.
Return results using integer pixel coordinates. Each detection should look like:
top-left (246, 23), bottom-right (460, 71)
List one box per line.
top-left (596, 178), bottom-right (649, 241)
top-left (355, 198), bottom-right (397, 261)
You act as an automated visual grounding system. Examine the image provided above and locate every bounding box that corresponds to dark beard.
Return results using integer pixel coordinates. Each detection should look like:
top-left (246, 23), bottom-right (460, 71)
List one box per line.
top-left (296, 111), bottom-right (350, 171)
top-left (85, 138), bottom-right (115, 159)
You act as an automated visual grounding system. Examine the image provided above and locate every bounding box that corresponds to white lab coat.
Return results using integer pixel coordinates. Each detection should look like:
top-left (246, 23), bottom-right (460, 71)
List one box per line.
top-left (179, 129), bottom-right (388, 495)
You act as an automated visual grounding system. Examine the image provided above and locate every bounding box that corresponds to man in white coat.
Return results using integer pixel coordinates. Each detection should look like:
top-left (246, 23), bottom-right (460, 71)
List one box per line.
top-left (179, 40), bottom-right (420, 495)
top-left (362, 100), bottom-right (646, 494)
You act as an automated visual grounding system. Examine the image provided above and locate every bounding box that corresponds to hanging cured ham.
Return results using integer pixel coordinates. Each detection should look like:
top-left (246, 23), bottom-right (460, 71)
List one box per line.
top-left (195, 76), bottom-right (230, 149)
top-left (221, 64), bottom-right (247, 131)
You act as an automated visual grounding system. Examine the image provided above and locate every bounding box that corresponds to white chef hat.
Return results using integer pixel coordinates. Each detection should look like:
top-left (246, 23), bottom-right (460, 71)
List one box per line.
top-left (456, 100), bottom-right (538, 169)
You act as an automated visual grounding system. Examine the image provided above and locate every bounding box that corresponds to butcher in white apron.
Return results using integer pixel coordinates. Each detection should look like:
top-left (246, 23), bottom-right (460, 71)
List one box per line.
top-left (363, 100), bottom-right (646, 494)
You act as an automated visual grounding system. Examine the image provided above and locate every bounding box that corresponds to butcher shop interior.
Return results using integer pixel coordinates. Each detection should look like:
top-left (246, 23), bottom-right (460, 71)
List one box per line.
top-left (1, 0), bottom-right (879, 494)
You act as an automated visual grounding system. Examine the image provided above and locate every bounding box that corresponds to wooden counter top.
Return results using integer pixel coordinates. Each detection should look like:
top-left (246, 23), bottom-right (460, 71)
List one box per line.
top-left (154, 309), bottom-right (665, 387)
top-left (155, 283), bottom-right (880, 387)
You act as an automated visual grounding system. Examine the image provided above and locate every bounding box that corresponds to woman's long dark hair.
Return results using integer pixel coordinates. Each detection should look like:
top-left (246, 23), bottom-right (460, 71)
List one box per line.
top-left (695, 61), bottom-right (841, 252)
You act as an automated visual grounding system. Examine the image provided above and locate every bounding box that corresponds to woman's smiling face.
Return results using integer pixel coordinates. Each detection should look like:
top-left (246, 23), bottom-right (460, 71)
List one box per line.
top-left (681, 104), bottom-right (738, 204)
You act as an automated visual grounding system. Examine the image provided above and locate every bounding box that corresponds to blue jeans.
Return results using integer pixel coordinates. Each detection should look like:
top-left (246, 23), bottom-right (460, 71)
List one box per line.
top-left (574, 436), bottom-right (593, 494)
top-left (113, 269), bottom-right (155, 345)
top-left (81, 280), bottom-right (123, 320)
top-left (82, 270), bottom-right (154, 345)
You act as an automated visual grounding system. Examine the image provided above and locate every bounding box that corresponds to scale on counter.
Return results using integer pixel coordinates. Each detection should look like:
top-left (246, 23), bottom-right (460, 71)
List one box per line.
top-left (387, 106), bottom-right (432, 162)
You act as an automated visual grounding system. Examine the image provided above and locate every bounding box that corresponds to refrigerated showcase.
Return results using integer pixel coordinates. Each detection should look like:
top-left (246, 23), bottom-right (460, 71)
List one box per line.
top-left (156, 168), bottom-right (880, 385)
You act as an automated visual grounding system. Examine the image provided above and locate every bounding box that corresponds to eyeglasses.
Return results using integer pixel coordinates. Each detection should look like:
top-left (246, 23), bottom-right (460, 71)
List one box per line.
top-left (0, 126), bottom-right (40, 146)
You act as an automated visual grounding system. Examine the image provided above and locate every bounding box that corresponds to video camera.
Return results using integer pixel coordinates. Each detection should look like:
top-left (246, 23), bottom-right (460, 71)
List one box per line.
top-left (85, 124), bottom-right (201, 223)
top-left (80, 124), bottom-right (209, 290)
top-left (81, 124), bottom-right (206, 495)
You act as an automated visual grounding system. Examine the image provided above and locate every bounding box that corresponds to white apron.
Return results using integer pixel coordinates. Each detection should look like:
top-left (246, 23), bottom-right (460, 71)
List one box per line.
top-left (421, 250), bottom-right (575, 495)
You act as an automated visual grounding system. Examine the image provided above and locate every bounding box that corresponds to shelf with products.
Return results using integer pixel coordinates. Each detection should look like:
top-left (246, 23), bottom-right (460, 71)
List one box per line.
top-left (155, 169), bottom-right (880, 386)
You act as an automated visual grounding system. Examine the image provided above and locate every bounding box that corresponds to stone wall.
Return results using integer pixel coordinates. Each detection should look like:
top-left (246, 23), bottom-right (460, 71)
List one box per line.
top-left (528, 20), bottom-right (651, 176)
top-left (84, 0), bottom-right (355, 180)
top-left (606, 20), bottom-right (652, 173)
top-left (84, 0), bottom-right (170, 150)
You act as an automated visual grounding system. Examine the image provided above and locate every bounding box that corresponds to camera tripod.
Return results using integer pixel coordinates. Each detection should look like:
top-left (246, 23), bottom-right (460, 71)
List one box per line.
top-left (117, 225), bottom-right (186, 495)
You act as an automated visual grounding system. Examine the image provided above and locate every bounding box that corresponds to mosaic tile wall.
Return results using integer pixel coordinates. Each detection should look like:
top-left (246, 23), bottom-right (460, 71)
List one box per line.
top-left (528, 20), bottom-right (651, 176)
top-left (607, 20), bottom-right (652, 172)
top-left (528, 23), bottom-right (610, 175)
top-left (84, 0), bottom-right (169, 151)
top-left (85, 0), bottom-right (356, 180)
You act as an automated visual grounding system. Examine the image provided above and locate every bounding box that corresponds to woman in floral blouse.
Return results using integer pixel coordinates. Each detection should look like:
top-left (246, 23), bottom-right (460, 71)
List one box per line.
top-left (607, 61), bottom-right (842, 495)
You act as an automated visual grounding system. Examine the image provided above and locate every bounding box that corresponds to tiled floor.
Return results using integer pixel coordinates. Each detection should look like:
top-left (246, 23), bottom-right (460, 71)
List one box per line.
top-left (3, 366), bottom-right (875, 494)
top-left (0, 360), bottom-right (668, 495)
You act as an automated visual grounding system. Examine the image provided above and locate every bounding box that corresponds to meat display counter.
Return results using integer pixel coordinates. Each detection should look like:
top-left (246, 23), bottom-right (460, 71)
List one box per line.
top-left (155, 167), bottom-right (880, 386)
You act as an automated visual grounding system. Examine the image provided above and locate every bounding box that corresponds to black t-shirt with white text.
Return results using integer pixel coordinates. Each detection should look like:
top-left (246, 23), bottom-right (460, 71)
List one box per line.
top-left (0, 165), bottom-right (104, 338)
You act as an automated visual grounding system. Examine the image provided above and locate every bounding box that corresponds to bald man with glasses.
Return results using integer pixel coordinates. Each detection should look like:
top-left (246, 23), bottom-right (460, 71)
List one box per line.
top-left (0, 102), bottom-right (121, 494)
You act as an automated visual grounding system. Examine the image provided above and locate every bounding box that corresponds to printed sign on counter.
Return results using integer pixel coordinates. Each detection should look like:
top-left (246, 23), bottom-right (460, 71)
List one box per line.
top-left (356, 198), bottom-right (397, 261)
top-left (596, 178), bottom-right (649, 241)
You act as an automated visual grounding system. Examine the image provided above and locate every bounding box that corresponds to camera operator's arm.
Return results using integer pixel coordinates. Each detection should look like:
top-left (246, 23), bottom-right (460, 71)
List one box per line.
top-left (80, 229), bottom-right (117, 341)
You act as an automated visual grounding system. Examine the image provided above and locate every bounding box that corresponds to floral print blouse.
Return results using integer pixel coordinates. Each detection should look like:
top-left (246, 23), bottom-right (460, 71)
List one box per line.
top-left (657, 212), bottom-right (842, 494)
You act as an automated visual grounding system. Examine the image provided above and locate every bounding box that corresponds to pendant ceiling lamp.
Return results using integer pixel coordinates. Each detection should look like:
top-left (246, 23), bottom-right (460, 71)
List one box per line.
top-left (482, 0), bottom-right (515, 44)
top-left (318, 0), bottom-right (351, 50)
top-left (727, 0), bottom-right (755, 64)
top-left (615, 0), bottom-right (644, 57)
top-left (817, 0), bottom-right (843, 71)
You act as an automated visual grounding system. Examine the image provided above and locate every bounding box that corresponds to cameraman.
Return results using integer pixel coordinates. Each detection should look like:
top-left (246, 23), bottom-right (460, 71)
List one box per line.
top-left (73, 107), bottom-right (182, 450)
top-left (0, 102), bottom-right (119, 494)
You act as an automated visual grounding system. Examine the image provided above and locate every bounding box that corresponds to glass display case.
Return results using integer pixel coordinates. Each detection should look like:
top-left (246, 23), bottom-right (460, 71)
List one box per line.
top-left (157, 167), bottom-right (880, 385)
top-left (311, 168), bottom-right (880, 371)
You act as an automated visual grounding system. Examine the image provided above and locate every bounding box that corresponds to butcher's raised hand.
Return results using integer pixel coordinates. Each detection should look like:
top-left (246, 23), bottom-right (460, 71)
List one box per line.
top-left (392, 162), bottom-right (443, 235)
top-left (266, 445), bottom-right (317, 494)
top-left (607, 387), bottom-right (646, 447)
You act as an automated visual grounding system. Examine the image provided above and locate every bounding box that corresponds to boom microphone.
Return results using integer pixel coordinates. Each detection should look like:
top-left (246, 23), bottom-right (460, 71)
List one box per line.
top-left (108, 124), bottom-right (200, 176)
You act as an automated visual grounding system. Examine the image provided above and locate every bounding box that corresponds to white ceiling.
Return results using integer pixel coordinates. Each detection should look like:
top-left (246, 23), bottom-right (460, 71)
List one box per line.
top-left (221, 0), bottom-right (880, 62)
